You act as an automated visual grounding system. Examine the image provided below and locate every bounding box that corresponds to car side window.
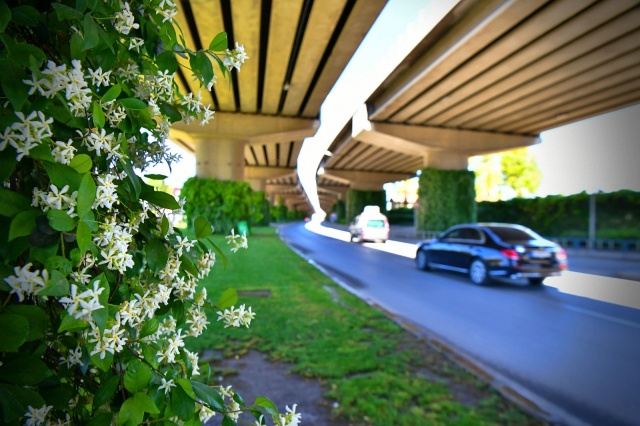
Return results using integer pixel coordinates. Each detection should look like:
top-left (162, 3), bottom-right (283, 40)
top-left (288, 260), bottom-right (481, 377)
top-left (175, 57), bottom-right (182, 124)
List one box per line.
top-left (443, 228), bottom-right (483, 243)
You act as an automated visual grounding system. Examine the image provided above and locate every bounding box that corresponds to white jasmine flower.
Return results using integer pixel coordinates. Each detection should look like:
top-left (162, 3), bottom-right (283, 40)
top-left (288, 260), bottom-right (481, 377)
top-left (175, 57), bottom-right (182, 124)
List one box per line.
top-left (159, 378), bottom-right (176, 394)
top-left (216, 304), bottom-right (255, 328)
top-left (114, 1), bottom-right (139, 35)
top-left (51, 139), bottom-right (76, 165)
top-left (24, 404), bottom-right (53, 426)
top-left (3, 263), bottom-right (49, 302)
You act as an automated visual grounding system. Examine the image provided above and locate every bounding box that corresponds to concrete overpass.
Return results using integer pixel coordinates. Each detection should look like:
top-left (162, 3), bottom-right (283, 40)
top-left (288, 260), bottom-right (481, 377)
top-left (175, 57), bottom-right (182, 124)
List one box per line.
top-left (168, 0), bottom-right (387, 212)
top-left (312, 0), bottom-right (640, 213)
top-left (169, 0), bottom-right (640, 214)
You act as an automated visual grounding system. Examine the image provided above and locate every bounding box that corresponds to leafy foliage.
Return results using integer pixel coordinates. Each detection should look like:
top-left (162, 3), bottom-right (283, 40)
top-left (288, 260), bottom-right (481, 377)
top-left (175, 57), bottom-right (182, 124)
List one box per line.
top-left (0, 1), bottom-right (295, 425)
top-left (345, 189), bottom-right (386, 224)
top-left (180, 177), bottom-right (265, 234)
top-left (417, 168), bottom-right (477, 231)
top-left (478, 189), bottom-right (640, 238)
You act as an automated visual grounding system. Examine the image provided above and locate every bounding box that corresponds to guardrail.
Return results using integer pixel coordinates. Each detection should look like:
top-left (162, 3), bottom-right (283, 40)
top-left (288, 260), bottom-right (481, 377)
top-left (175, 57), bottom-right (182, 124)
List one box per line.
top-left (549, 237), bottom-right (640, 252)
top-left (396, 227), bottom-right (640, 253)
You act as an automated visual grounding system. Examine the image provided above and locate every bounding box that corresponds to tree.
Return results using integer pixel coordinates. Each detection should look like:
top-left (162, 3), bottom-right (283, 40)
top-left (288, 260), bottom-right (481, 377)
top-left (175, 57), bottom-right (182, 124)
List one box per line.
top-left (471, 147), bottom-right (541, 201)
top-left (0, 1), bottom-right (299, 425)
top-left (501, 147), bottom-right (541, 198)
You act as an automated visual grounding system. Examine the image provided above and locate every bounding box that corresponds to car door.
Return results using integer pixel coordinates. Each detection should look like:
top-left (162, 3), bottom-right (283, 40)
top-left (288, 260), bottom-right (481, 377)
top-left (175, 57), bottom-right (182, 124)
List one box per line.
top-left (454, 227), bottom-right (484, 269)
top-left (432, 228), bottom-right (467, 268)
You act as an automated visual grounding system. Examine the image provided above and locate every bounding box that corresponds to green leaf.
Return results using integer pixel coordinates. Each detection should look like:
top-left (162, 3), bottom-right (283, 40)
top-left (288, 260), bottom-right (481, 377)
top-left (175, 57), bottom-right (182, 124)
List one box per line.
top-left (0, 188), bottom-right (31, 217)
top-left (190, 381), bottom-right (224, 411)
top-left (204, 237), bottom-right (227, 269)
top-left (45, 256), bottom-right (73, 276)
top-left (119, 98), bottom-right (147, 110)
top-left (124, 359), bottom-right (152, 393)
top-left (118, 396), bottom-right (143, 426)
top-left (93, 375), bottom-right (119, 408)
top-left (51, 3), bottom-right (84, 21)
top-left (86, 412), bottom-right (114, 426)
top-left (170, 384), bottom-right (196, 421)
top-left (58, 312), bottom-right (89, 333)
top-left (145, 238), bottom-right (168, 274)
top-left (69, 154), bottom-right (93, 173)
top-left (118, 393), bottom-right (160, 426)
top-left (190, 50), bottom-right (213, 86)
top-left (194, 216), bottom-right (212, 239)
top-left (133, 392), bottom-right (160, 414)
top-left (9, 209), bottom-right (39, 240)
top-left (176, 378), bottom-right (196, 399)
top-left (138, 317), bottom-right (159, 339)
top-left (0, 2), bottom-right (11, 32)
top-left (82, 13), bottom-right (100, 51)
top-left (90, 345), bottom-right (113, 372)
top-left (0, 313), bottom-right (29, 352)
top-left (144, 174), bottom-right (167, 181)
top-left (12, 43), bottom-right (46, 68)
top-left (10, 5), bottom-right (39, 26)
top-left (0, 355), bottom-right (52, 385)
top-left (159, 101), bottom-right (182, 122)
top-left (180, 254), bottom-right (199, 278)
top-left (77, 172), bottom-right (96, 217)
top-left (43, 162), bottom-right (82, 191)
top-left (217, 288), bottom-right (238, 309)
top-left (28, 142), bottom-right (55, 162)
top-left (37, 270), bottom-right (69, 297)
top-left (140, 342), bottom-right (160, 369)
top-left (101, 83), bottom-right (121, 103)
top-left (0, 59), bottom-right (29, 111)
top-left (140, 188), bottom-right (179, 210)
top-left (209, 31), bottom-right (228, 51)
top-left (0, 149), bottom-right (17, 183)
top-left (0, 384), bottom-right (45, 423)
top-left (5, 305), bottom-right (47, 342)
top-left (157, 50), bottom-right (178, 73)
top-left (92, 101), bottom-right (105, 128)
top-left (254, 396), bottom-right (279, 416)
top-left (118, 158), bottom-right (141, 197)
top-left (76, 220), bottom-right (92, 254)
top-left (47, 209), bottom-right (76, 232)
top-left (160, 214), bottom-right (169, 237)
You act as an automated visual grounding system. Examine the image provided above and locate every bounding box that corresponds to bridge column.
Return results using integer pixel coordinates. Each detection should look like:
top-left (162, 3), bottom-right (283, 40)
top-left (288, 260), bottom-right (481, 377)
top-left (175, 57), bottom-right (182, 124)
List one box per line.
top-left (194, 137), bottom-right (246, 181)
top-left (422, 151), bottom-right (468, 170)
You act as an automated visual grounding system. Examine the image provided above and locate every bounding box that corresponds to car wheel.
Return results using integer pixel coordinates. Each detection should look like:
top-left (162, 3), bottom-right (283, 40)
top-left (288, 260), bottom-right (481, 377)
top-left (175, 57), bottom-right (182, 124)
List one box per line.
top-left (469, 259), bottom-right (490, 285)
top-left (415, 250), bottom-right (431, 271)
top-left (528, 277), bottom-right (545, 285)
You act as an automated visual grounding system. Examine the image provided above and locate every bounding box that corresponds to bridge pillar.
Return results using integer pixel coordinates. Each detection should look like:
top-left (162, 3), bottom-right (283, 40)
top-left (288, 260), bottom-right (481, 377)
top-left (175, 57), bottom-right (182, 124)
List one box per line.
top-left (422, 151), bottom-right (468, 170)
top-left (194, 137), bottom-right (246, 182)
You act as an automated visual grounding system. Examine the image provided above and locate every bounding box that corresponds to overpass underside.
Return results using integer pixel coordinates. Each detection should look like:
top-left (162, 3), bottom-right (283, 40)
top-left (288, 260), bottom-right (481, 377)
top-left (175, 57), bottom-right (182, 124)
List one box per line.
top-left (170, 0), bottom-right (640, 215)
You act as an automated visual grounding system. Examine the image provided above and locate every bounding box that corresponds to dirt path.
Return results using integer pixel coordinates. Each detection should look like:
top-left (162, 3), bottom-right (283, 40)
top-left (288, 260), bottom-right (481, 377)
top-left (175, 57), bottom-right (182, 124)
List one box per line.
top-left (204, 350), bottom-right (351, 425)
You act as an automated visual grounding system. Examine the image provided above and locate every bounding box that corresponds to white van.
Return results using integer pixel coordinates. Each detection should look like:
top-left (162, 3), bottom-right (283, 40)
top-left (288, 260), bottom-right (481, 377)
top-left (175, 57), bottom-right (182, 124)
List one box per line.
top-left (348, 206), bottom-right (390, 243)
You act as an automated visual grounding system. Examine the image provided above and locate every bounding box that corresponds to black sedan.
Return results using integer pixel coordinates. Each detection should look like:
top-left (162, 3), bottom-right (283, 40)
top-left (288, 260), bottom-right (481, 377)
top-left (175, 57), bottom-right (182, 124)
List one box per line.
top-left (415, 223), bottom-right (568, 285)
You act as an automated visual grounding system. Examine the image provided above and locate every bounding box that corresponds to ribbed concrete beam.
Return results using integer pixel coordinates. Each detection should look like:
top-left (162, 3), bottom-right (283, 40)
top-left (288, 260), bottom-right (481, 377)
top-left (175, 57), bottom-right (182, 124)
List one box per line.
top-left (353, 119), bottom-right (539, 157)
top-left (322, 170), bottom-right (413, 190)
top-left (170, 112), bottom-right (318, 151)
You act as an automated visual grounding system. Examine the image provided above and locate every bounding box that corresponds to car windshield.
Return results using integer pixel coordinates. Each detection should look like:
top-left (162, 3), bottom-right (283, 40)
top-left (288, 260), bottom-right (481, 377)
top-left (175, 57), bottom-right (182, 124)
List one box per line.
top-left (487, 226), bottom-right (539, 241)
top-left (366, 220), bottom-right (386, 228)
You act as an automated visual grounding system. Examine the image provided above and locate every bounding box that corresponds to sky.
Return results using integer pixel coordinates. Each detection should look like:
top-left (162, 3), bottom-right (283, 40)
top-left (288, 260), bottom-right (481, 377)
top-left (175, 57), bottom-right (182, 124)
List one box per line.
top-left (157, 0), bottom-right (640, 201)
top-left (532, 104), bottom-right (640, 196)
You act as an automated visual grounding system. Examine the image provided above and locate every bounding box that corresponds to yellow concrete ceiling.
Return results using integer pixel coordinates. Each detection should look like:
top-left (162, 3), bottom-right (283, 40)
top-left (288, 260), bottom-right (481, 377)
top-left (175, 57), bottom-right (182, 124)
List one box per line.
top-left (170, 0), bottom-right (387, 214)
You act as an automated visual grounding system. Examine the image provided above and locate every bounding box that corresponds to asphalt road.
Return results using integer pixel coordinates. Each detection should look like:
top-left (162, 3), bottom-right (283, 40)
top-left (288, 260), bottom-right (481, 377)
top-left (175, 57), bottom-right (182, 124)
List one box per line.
top-left (278, 222), bottom-right (640, 426)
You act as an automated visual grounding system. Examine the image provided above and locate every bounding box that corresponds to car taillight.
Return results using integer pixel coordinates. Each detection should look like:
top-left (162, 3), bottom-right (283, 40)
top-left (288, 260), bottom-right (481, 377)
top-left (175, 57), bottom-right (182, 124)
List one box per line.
top-left (556, 248), bottom-right (568, 268)
top-left (500, 248), bottom-right (520, 261)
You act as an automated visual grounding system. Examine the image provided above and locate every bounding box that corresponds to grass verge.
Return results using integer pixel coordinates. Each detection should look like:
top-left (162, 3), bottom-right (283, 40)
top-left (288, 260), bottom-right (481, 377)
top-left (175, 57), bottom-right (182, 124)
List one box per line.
top-left (187, 226), bottom-right (546, 425)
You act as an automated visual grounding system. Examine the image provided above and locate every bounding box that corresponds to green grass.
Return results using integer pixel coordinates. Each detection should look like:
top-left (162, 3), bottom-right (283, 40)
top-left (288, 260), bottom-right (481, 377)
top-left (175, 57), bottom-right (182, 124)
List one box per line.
top-left (186, 226), bottom-right (546, 425)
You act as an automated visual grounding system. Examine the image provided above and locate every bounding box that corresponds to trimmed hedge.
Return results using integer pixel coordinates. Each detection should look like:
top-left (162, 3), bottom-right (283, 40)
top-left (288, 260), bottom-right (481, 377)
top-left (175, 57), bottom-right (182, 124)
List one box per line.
top-left (181, 177), bottom-right (265, 234)
top-left (346, 189), bottom-right (386, 223)
top-left (417, 168), bottom-right (477, 231)
top-left (478, 190), bottom-right (640, 239)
